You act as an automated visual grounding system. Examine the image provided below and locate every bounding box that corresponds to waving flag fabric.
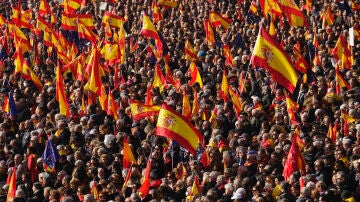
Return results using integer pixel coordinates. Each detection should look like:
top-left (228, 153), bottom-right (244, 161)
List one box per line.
top-left (6, 166), bottom-right (16, 202)
top-left (42, 140), bottom-right (60, 173)
top-left (56, 64), bottom-right (70, 117)
top-left (283, 135), bottom-right (306, 180)
top-left (123, 136), bottom-right (137, 169)
top-left (203, 19), bottom-right (215, 45)
top-left (188, 62), bottom-right (203, 88)
top-left (278, 0), bottom-right (308, 27)
top-left (209, 11), bottom-right (232, 30)
top-left (129, 100), bottom-right (161, 121)
top-left (102, 12), bottom-right (125, 28)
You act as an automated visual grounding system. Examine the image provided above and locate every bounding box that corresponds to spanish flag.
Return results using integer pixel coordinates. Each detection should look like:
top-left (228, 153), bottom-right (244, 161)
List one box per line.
top-left (153, 64), bottom-right (167, 92)
top-left (129, 100), bottom-right (161, 121)
top-left (0, 15), bottom-right (5, 25)
top-left (56, 63), bottom-right (70, 117)
top-left (107, 91), bottom-right (119, 120)
top-left (278, 0), bottom-right (308, 27)
top-left (63, 53), bottom-right (86, 81)
top-left (6, 166), bottom-right (16, 202)
top-left (251, 27), bottom-right (299, 93)
top-left (328, 123), bottom-right (336, 144)
top-left (223, 45), bottom-right (234, 67)
top-left (165, 63), bottom-right (181, 89)
top-left (238, 71), bottom-right (247, 94)
top-left (335, 69), bottom-right (350, 95)
top-left (84, 48), bottom-right (102, 95)
top-left (102, 12), bottom-right (125, 29)
top-left (138, 159), bottom-right (151, 199)
top-left (156, 104), bottom-right (204, 154)
top-left (11, 1), bottom-right (33, 29)
top-left (203, 19), bottom-right (215, 46)
top-left (90, 182), bottom-right (99, 200)
top-left (285, 91), bottom-right (299, 124)
top-left (123, 136), bottom-right (137, 169)
top-left (63, 0), bottom-right (81, 13)
top-left (293, 46), bottom-right (308, 74)
top-left (332, 34), bottom-right (352, 70)
top-left (140, 12), bottom-right (163, 54)
top-left (153, 4), bottom-right (163, 23)
top-left (229, 87), bottom-right (242, 117)
top-left (188, 62), bottom-right (203, 88)
top-left (209, 11), bottom-right (232, 30)
top-left (100, 41), bottom-right (121, 65)
top-left (39, 0), bottom-right (51, 16)
top-left (220, 70), bottom-right (229, 102)
top-left (182, 92), bottom-right (192, 119)
top-left (157, 0), bottom-right (178, 8)
top-left (321, 6), bottom-right (334, 29)
top-left (186, 175), bottom-right (201, 201)
top-left (259, 0), bottom-right (282, 17)
top-left (8, 23), bottom-right (31, 54)
top-left (283, 135), bottom-right (306, 181)
top-left (145, 85), bottom-right (153, 105)
top-left (191, 92), bottom-right (200, 117)
top-left (185, 40), bottom-right (198, 61)
top-left (341, 110), bottom-right (356, 135)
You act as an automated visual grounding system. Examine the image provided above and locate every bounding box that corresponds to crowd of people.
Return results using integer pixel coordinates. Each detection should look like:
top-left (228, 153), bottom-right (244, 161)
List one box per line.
top-left (0, 0), bottom-right (359, 201)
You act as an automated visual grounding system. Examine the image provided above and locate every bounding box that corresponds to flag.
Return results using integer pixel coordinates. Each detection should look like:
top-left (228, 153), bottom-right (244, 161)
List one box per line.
top-left (269, 19), bottom-right (277, 37)
top-left (335, 69), bottom-right (350, 95)
top-left (145, 86), bottom-right (153, 105)
top-left (321, 6), bottom-right (334, 29)
top-left (209, 11), bottom-right (232, 30)
top-left (238, 71), bottom-right (247, 94)
top-left (341, 110), bottom-right (356, 124)
top-left (56, 64), bottom-right (70, 117)
top-left (293, 46), bottom-right (308, 74)
top-left (223, 45), bottom-right (234, 67)
top-left (301, 0), bottom-right (312, 14)
top-left (352, 2), bottom-right (360, 12)
top-left (229, 87), bottom-right (242, 117)
top-left (84, 48), bottom-right (102, 95)
top-left (123, 136), bottom-right (137, 169)
top-left (165, 63), bottom-right (181, 89)
top-left (328, 123), bottom-right (336, 144)
top-left (185, 40), bottom-right (199, 61)
top-left (203, 19), bottom-right (215, 45)
top-left (100, 41), bottom-right (121, 65)
top-left (90, 181), bottom-right (99, 200)
top-left (246, 2), bottom-right (261, 24)
top-left (41, 140), bottom-right (60, 173)
top-left (63, 0), bottom-right (81, 13)
top-left (153, 4), bottom-right (163, 23)
top-left (285, 91), bottom-right (299, 124)
top-left (39, 0), bottom-right (51, 16)
top-left (191, 92), bottom-right (200, 117)
top-left (188, 62), bottom-right (203, 88)
top-left (332, 34), bottom-right (352, 69)
top-left (107, 91), bottom-right (119, 120)
top-left (157, 0), bottom-right (178, 8)
top-left (186, 175), bottom-right (201, 201)
top-left (138, 159), bottom-right (151, 199)
top-left (293, 126), bottom-right (304, 149)
top-left (140, 12), bottom-right (163, 54)
top-left (0, 14), bottom-right (6, 26)
top-left (250, 27), bottom-right (299, 93)
top-left (182, 92), bottom-right (192, 119)
top-left (63, 53), bottom-right (86, 81)
top-left (283, 135), bottom-right (306, 181)
top-left (278, 0), bottom-right (308, 27)
top-left (11, 2), bottom-right (33, 29)
top-left (102, 12), bottom-right (125, 29)
top-left (78, 22), bottom-right (98, 44)
top-left (6, 166), bottom-right (16, 202)
top-left (220, 70), bottom-right (229, 102)
top-left (259, 0), bottom-right (282, 17)
top-left (122, 166), bottom-right (133, 188)
top-left (8, 23), bottom-right (31, 53)
top-left (156, 104), bottom-right (204, 154)
top-left (153, 64), bottom-right (167, 93)
top-left (3, 91), bottom-right (17, 116)
top-left (129, 100), bottom-right (161, 121)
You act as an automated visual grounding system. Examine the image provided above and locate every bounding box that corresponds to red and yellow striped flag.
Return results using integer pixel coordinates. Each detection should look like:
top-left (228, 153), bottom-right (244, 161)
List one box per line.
top-left (102, 12), bottom-right (125, 28)
top-left (220, 70), bottom-right (229, 102)
top-left (209, 11), bottom-right (232, 30)
top-left (186, 175), bottom-right (201, 200)
top-left (56, 63), bottom-right (70, 117)
top-left (332, 34), bottom-right (352, 69)
top-left (328, 123), bottom-right (336, 144)
top-left (123, 136), bottom-right (137, 169)
top-left (84, 48), bottom-right (102, 95)
top-left (129, 100), bottom-right (161, 121)
top-left (321, 6), bottom-right (334, 29)
top-left (293, 46), bottom-right (308, 74)
top-left (203, 19), bottom-right (215, 45)
top-left (182, 92), bottom-right (192, 119)
top-left (259, 0), bottom-right (282, 17)
top-left (138, 159), bottom-right (151, 199)
top-left (153, 4), bottom-right (163, 23)
top-left (278, 0), bottom-right (308, 27)
top-left (285, 91), bottom-right (299, 124)
top-left (229, 87), bottom-right (242, 117)
top-left (107, 91), bottom-right (119, 120)
top-left (63, 0), bottom-right (81, 13)
top-left (153, 64), bottom-right (167, 93)
top-left (335, 69), bottom-right (350, 95)
top-left (251, 27), bottom-right (299, 93)
top-left (6, 167), bottom-right (16, 202)
top-left (140, 12), bottom-right (162, 53)
top-left (191, 92), bottom-right (200, 117)
top-left (223, 45), bottom-right (234, 67)
top-left (156, 104), bottom-right (204, 154)
top-left (283, 135), bottom-right (306, 181)
top-left (188, 62), bottom-right (203, 88)
top-left (185, 40), bottom-right (198, 61)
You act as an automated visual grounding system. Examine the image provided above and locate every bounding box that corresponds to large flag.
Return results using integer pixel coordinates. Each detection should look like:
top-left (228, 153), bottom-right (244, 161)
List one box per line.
top-left (278, 0), bottom-right (308, 27)
top-left (6, 166), bottom-right (16, 202)
top-left (123, 136), bottom-right (137, 169)
top-left (259, 0), bottom-right (282, 17)
top-left (56, 63), bottom-right (70, 117)
top-left (203, 19), bottom-right (215, 45)
top-left (283, 135), bottom-right (306, 181)
top-left (188, 62), bottom-right (203, 88)
top-left (155, 104), bottom-right (204, 154)
top-left (332, 34), bottom-right (352, 69)
top-left (153, 64), bottom-right (167, 92)
top-left (186, 175), bottom-right (201, 201)
top-left (102, 12), bottom-right (125, 28)
top-left (129, 100), bottom-right (161, 121)
top-left (250, 27), bottom-right (299, 93)
top-left (42, 140), bottom-right (60, 173)
top-left (209, 11), bottom-right (232, 30)
top-left (321, 6), bottom-right (335, 29)
top-left (138, 159), bottom-right (151, 199)
top-left (185, 40), bottom-right (199, 61)
top-left (220, 70), bottom-right (229, 102)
